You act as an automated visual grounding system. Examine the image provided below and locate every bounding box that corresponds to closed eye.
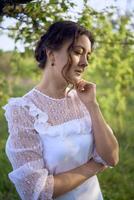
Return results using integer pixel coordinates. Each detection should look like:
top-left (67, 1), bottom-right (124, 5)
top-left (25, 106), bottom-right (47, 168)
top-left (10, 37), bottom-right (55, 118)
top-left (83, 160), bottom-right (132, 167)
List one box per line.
top-left (74, 50), bottom-right (83, 55)
top-left (74, 51), bottom-right (90, 63)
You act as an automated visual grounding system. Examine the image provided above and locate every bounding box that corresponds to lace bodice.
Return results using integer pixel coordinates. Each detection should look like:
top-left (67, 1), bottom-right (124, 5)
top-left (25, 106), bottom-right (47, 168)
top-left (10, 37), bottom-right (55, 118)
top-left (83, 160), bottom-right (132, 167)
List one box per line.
top-left (3, 88), bottom-right (107, 200)
top-left (25, 88), bottom-right (87, 125)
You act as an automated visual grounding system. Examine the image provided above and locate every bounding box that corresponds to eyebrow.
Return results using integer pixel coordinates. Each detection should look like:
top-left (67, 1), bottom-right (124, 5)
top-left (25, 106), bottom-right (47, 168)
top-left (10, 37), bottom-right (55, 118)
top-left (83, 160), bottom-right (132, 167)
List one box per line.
top-left (73, 45), bottom-right (91, 54)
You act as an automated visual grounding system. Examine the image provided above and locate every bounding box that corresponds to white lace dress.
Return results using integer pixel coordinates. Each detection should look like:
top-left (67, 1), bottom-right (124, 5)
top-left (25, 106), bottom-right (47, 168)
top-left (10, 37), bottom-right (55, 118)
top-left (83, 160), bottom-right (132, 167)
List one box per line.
top-left (3, 88), bottom-right (108, 200)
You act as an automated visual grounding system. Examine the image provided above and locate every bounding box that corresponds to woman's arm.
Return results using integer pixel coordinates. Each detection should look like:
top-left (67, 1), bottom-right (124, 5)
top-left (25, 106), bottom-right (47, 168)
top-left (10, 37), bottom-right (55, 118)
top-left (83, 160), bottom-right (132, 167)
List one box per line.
top-left (75, 81), bottom-right (119, 167)
top-left (86, 102), bottom-right (119, 167)
top-left (53, 159), bottom-right (106, 198)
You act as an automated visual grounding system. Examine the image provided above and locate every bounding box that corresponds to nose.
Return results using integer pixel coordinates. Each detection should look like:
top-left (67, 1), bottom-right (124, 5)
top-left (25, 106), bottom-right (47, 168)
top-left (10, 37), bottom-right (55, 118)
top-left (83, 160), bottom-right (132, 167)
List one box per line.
top-left (79, 55), bottom-right (88, 68)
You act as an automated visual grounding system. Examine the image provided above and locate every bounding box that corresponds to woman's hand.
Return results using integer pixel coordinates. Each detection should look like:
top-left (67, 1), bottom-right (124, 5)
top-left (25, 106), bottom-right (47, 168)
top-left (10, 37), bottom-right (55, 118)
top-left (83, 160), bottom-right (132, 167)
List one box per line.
top-left (87, 158), bottom-right (108, 174)
top-left (75, 79), bottom-right (98, 106)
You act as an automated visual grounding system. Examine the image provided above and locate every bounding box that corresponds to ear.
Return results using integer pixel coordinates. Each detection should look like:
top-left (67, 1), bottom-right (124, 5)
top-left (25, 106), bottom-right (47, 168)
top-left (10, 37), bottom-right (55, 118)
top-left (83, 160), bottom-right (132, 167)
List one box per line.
top-left (45, 48), bottom-right (55, 62)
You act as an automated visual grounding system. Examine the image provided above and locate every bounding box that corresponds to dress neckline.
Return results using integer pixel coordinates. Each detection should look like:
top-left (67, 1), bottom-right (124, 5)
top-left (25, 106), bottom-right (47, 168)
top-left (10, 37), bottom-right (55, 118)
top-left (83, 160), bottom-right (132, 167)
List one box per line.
top-left (32, 87), bottom-right (71, 101)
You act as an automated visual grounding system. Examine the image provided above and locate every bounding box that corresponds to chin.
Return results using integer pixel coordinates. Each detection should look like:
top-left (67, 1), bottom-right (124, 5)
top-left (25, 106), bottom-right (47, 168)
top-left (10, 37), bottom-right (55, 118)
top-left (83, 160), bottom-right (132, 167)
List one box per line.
top-left (70, 75), bottom-right (82, 85)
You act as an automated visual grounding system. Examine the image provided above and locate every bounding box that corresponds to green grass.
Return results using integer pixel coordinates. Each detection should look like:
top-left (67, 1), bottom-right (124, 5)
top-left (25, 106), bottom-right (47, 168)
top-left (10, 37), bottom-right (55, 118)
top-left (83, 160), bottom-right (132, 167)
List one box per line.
top-left (98, 133), bottom-right (134, 200)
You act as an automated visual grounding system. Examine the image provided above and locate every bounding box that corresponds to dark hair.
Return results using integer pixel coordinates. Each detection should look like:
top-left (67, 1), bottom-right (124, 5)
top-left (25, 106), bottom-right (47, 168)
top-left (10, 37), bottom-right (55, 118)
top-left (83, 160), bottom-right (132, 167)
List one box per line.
top-left (35, 20), bottom-right (94, 69)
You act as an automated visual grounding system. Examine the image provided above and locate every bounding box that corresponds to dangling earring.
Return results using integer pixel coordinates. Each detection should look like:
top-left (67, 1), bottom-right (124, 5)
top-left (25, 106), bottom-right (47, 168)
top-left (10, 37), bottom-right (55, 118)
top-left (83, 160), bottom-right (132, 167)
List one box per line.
top-left (51, 62), bottom-right (54, 66)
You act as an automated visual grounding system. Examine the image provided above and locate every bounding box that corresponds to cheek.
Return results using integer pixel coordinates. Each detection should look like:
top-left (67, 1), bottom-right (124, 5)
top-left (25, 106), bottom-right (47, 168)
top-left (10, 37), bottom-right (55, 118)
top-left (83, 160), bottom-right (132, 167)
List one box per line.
top-left (56, 54), bottom-right (68, 68)
top-left (71, 55), bottom-right (80, 65)
top-left (68, 55), bottom-right (80, 74)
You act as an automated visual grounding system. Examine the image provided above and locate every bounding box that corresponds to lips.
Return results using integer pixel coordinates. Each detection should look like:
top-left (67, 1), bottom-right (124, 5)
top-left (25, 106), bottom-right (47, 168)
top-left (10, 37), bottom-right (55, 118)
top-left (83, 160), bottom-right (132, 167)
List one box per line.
top-left (75, 69), bottom-right (83, 73)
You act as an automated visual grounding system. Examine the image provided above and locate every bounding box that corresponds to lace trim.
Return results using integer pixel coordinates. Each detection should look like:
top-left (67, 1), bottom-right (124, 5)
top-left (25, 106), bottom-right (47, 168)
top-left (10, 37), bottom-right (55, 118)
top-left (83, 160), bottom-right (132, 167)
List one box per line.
top-left (3, 96), bottom-right (92, 138)
top-left (33, 87), bottom-right (70, 101)
top-left (39, 175), bottom-right (54, 200)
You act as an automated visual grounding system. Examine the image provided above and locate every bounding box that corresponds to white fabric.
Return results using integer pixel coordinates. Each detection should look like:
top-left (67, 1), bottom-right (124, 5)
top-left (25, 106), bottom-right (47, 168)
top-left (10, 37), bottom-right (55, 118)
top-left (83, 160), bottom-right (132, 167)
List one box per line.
top-left (3, 87), bottom-right (109, 200)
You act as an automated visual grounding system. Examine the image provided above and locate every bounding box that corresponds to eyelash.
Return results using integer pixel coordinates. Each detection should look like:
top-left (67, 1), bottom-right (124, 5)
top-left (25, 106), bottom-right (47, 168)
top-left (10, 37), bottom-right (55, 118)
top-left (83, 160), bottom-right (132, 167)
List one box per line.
top-left (74, 51), bottom-right (90, 61)
top-left (74, 51), bottom-right (82, 55)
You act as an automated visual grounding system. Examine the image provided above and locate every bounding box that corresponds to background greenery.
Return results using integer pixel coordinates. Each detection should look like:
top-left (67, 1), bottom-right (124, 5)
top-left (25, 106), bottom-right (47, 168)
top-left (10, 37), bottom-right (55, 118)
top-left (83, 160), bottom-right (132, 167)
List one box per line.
top-left (0, 0), bottom-right (134, 199)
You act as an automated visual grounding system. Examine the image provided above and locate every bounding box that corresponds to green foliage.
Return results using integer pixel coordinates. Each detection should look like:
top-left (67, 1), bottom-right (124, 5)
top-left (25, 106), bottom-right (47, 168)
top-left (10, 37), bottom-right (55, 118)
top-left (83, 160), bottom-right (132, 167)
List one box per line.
top-left (10, 49), bottom-right (40, 79)
top-left (79, 6), bottom-right (134, 133)
top-left (0, 50), bottom-right (39, 113)
top-left (6, 0), bottom-right (76, 48)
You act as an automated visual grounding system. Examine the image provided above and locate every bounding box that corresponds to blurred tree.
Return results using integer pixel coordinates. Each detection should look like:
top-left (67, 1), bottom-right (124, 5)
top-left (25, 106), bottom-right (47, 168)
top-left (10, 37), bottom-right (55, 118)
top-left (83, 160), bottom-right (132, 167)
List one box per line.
top-left (0, 0), bottom-right (76, 48)
top-left (0, 0), bottom-right (76, 111)
top-left (0, 50), bottom-right (34, 111)
top-left (0, 0), bottom-right (34, 15)
top-left (0, 0), bottom-right (134, 133)
top-left (78, 4), bottom-right (134, 133)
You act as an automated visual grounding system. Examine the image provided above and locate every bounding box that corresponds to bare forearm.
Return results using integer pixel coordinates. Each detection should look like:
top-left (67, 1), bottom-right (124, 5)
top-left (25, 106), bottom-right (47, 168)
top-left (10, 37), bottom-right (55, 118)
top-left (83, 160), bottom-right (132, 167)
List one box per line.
top-left (53, 159), bottom-right (105, 198)
top-left (86, 102), bottom-right (119, 166)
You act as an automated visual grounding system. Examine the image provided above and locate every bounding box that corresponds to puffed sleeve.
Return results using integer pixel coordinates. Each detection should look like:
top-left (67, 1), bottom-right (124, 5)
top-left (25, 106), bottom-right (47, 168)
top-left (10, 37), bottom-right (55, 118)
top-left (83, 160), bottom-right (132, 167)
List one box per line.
top-left (3, 101), bottom-right (54, 200)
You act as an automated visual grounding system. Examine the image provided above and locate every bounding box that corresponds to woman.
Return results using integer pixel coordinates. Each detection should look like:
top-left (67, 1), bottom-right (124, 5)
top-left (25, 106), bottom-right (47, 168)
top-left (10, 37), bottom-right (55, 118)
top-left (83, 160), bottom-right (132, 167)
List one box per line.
top-left (3, 21), bottom-right (119, 200)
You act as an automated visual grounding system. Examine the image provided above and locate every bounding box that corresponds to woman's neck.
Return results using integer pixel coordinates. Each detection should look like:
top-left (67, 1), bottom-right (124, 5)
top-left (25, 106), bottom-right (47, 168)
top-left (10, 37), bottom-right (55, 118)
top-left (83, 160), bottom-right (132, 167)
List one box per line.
top-left (36, 70), bottom-right (68, 99)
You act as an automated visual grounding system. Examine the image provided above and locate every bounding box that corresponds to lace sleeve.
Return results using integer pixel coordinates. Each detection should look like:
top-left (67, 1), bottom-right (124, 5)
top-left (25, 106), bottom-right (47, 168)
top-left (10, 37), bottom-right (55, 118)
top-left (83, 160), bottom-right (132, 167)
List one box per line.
top-left (3, 101), bottom-right (54, 200)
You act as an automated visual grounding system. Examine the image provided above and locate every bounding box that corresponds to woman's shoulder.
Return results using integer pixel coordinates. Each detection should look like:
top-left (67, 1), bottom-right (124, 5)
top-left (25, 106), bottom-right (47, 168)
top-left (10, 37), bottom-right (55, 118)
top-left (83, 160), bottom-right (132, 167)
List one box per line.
top-left (2, 88), bottom-right (36, 113)
top-left (2, 88), bottom-right (47, 123)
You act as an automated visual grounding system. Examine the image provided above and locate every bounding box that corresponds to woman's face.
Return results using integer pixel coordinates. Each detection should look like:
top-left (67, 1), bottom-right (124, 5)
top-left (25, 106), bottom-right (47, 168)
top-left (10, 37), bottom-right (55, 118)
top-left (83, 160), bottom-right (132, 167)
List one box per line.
top-left (53, 34), bottom-right (92, 84)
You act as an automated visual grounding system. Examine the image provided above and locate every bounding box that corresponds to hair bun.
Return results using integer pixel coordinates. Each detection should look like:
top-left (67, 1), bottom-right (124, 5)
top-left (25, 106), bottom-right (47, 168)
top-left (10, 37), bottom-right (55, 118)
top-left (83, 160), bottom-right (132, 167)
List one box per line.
top-left (35, 35), bottom-right (48, 68)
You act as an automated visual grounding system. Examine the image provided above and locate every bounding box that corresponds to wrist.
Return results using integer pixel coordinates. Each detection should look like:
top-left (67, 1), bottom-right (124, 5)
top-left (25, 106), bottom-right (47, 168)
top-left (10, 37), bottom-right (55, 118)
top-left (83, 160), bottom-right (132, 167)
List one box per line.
top-left (85, 101), bottom-right (99, 111)
top-left (86, 160), bottom-right (104, 176)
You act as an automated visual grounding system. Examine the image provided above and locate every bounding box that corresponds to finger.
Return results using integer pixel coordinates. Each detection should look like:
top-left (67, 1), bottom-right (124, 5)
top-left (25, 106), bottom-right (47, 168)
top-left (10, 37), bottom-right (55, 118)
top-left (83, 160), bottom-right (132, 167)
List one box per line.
top-left (101, 165), bottom-right (108, 172)
top-left (75, 79), bottom-right (85, 87)
top-left (75, 81), bottom-right (85, 91)
top-left (77, 80), bottom-right (87, 89)
top-left (78, 83), bottom-right (92, 91)
top-left (75, 80), bottom-right (96, 91)
top-left (77, 84), bottom-right (86, 92)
